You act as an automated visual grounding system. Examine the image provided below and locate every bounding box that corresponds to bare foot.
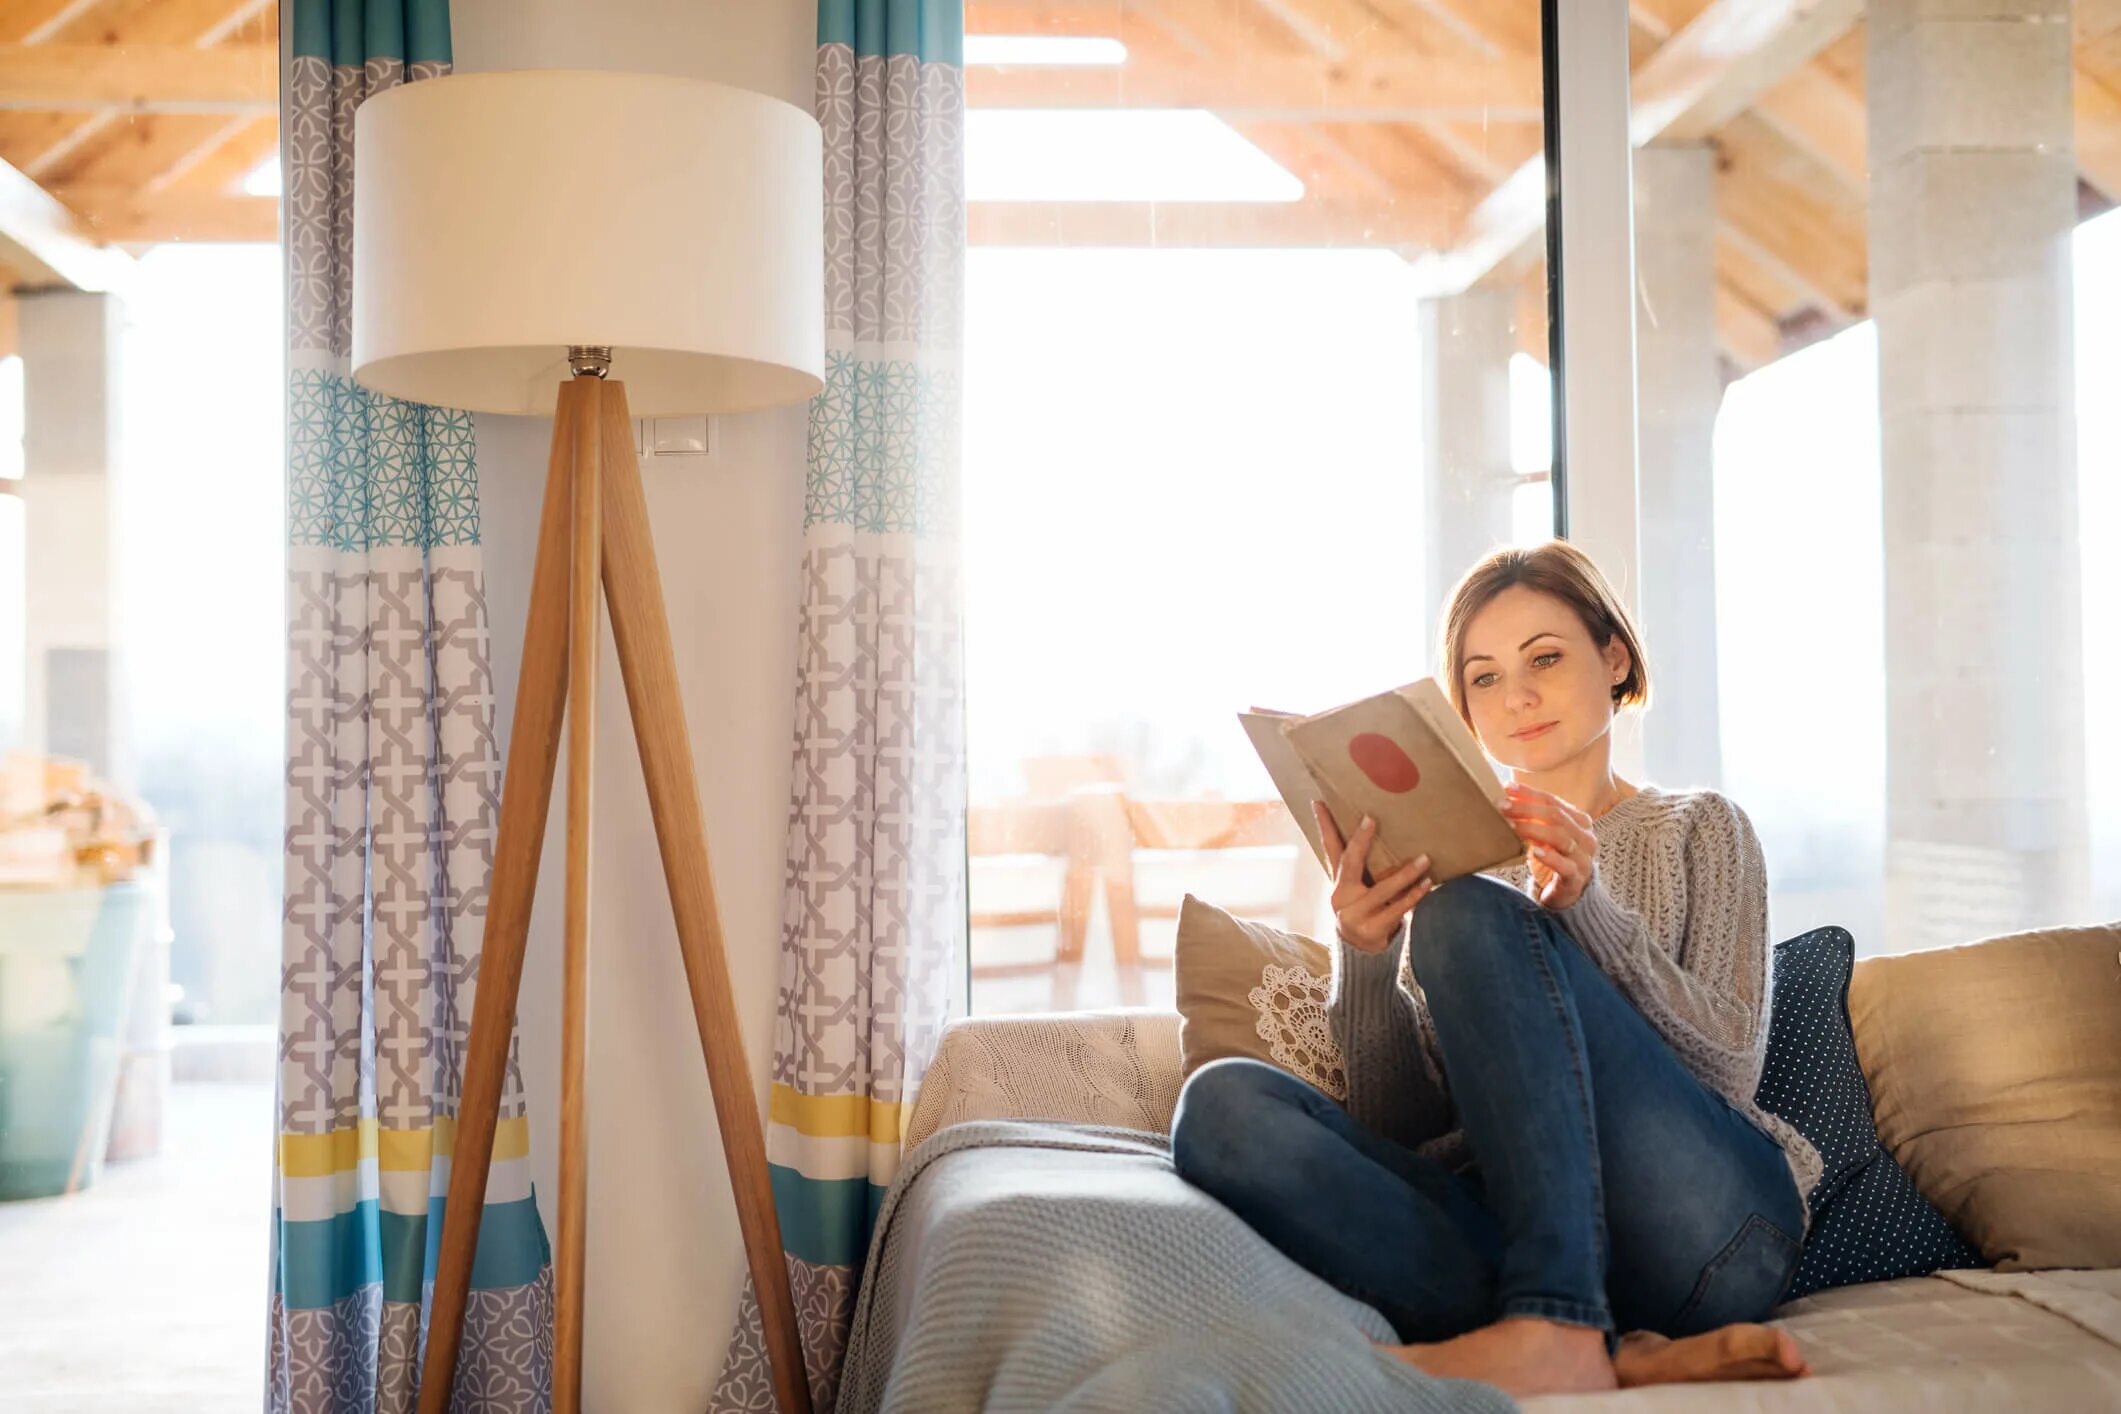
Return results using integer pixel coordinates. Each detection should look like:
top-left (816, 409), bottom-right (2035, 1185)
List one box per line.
top-left (1373, 1317), bottom-right (1618, 1398)
top-left (1613, 1325), bottom-right (1809, 1387)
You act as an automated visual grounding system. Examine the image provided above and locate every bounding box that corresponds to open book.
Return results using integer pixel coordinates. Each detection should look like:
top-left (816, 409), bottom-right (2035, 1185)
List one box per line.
top-left (1240, 678), bottom-right (1524, 886)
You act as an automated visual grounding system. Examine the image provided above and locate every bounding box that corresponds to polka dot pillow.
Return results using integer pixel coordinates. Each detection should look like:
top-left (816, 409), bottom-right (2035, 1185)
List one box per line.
top-left (1752, 926), bottom-right (1982, 1299)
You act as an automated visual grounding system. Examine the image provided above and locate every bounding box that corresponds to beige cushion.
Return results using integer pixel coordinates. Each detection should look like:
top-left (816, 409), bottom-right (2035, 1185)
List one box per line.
top-left (1173, 893), bottom-right (1346, 1100)
top-left (1848, 922), bottom-right (2121, 1271)
top-left (905, 1009), bottom-right (1184, 1150)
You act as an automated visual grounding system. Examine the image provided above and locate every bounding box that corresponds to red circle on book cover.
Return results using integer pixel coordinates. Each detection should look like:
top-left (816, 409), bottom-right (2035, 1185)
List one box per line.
top-left (1348, 733), bottom-right (1420, 793)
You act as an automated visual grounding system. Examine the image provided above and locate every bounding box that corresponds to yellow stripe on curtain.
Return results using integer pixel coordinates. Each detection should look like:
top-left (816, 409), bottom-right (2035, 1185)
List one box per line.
top-left (277, 1115), bottom-right (534, 1178)
top-left (768, 1084), bottom-right (909, 1148)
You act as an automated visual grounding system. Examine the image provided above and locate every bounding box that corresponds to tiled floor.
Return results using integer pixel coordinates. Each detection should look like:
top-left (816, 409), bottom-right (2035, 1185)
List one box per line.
top-left (1, 1082), bottom-right (272, 1412)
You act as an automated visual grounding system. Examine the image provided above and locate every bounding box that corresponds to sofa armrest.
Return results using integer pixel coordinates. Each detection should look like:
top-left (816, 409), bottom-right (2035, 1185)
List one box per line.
top-left (904, 1009), bottom-right (1185, 1152)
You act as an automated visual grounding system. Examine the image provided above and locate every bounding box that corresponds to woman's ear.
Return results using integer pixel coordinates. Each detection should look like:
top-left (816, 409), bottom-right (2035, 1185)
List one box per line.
top-left (1603, 639), bottom-right (1630, 689)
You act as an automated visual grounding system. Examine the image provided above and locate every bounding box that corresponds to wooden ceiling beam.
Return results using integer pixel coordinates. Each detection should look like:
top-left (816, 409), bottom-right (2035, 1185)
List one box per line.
top-left (0, 42), bottom-right (274, 113)
top-left (0, 155), bottom-right (131, 288)
top-left (1748, 62), bottom-right (1865, 192)
top-left (145, 111), bottom-right (274, 195)
top-left (1, 0), bottom-right (102, 45)
top-left (966, 50), bottom-right (1543, 119)
top-left (1713, 112), bottom-right (1865, 318)
top-left (964, 0), bottom-right (1305, 55)
top-left (1714, 224), bottom-right (1804, 322)
top-left (1633, 0), bottom-right (1865, 145)
top-left (48, 184), bottom-right (274, 243)
top-left (1403, 0), bottom-right (1541, 59)
top-left (2076, 66), bottom-right (2121, 202)
top-left (1234, 121), bottom-right (1400, 205)
top-left (1716, 279), bottom-right (1783, 371)
top-left (1411, 0), bottom-right (1862, 295)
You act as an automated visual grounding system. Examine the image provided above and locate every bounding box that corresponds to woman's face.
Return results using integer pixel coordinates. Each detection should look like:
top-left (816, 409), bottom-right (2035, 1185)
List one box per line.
top-left (1458, 585), bottom-right (1630, 771)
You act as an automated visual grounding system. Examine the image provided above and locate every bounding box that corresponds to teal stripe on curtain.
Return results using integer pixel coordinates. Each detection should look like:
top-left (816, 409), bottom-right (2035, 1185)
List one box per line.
top-left (767, 1167), bottom-right (890, 1269)
top-left (274, 1199), bottom-right (552, 1309)
top-left (818, 0), bottom-right (963, 65)
top-left (291, 0), bottom-right (454, 66)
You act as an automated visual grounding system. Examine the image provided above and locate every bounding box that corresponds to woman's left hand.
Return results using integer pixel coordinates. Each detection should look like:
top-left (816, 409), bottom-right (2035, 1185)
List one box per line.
top-left (1502, 783), bottom-right (1597, 909)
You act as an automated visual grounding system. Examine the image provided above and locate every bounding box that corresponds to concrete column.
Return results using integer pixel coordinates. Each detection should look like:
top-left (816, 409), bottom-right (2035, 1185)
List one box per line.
top-left (1869, 0), bottom-right (2088, 951)
top-left (1420, 289), bottom-right (1516, 664)
top-left (17, 289), bottom-right (127, 783)
top-left (1633, 145), bottom-right (1723, 790)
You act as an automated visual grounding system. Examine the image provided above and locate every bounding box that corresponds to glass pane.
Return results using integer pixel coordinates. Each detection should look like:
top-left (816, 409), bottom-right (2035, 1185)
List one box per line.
top-left (964, 1), bottom-right (1555, 1012)
top-left (1639, 3), bottom-right (2119, 955)
top-left (0, 10), bottom-right (280, 1396)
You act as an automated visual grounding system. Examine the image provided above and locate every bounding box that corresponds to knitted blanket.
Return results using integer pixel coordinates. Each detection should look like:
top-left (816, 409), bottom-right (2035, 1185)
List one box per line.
top-left (833, 1119), bottom-right (1517, 1413)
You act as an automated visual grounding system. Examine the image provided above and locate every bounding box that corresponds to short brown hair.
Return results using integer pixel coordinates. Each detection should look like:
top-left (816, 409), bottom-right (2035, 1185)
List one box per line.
top-left (1439, 539), bottom-right (1651, 726)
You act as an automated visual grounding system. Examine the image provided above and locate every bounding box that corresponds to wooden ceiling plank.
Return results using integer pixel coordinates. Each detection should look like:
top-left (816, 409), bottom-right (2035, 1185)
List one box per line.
top-left (46, 184), bottom-right (272, 243)
top-left (1236, 120), bottom-right (1400, 204)
top-left (147, 111), bottom-right (273, 195)
top-left (0, 111), bottom-right (88, 171)
top-left (2076, 67), bottom-right (2121, 201)
top-left (1714, 224), bottom-right (1803, 321)
top-left (4, 0), bottom-right (102, 45)
top-left (19, 0), bottom-right (278, 202)
top-left (0, 155), bottom-right (132, 287)
top-left (1716, 279), bottom-right (1782, 370)
top-left (1714, 112), bottom-right (1865, 317)
top-left (1411, 0), bottom-right (1862, 296)
top-left (1323, 120), bottom-right (1478, 199)
top-left (52, 0), bottom-right (260, 44)
top-left (1403, 0), bottom-right (1542, 59)
top-left (966, 48), bottom-right (1543, 118)
top-left (1637, 0), bottom-right (1865, 145)
top-left (0, 42), bottom-right (274, 113)
top-left (1748, 62), bottom-right (1865, 191)
top-left (2077, 0), bottom-right (2121, 44)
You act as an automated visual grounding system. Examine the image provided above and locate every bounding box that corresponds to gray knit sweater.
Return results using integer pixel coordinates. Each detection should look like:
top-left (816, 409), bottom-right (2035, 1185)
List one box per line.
top-left (1325, 784), bottom-right (1824, 1227)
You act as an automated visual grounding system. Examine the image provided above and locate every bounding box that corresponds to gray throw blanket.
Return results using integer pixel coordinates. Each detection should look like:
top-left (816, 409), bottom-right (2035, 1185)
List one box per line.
top-left (833, 1119), bottom-right (1517, 1413)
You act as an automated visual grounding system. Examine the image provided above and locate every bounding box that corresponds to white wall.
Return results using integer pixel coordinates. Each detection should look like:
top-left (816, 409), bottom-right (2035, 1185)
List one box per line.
top-left (450, 2), bottom-right (815, 1407)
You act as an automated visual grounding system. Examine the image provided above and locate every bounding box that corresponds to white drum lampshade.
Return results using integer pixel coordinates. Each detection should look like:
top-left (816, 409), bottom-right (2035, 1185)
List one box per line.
top-left (351, 69), bottom-right (824, 417)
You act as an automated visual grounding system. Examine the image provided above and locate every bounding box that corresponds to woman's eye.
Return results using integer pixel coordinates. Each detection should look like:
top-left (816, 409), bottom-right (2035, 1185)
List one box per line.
top-left (1471, 673), bottom-right (1495, 689)
top-left (1535, 652), bottom-right (1560, 668)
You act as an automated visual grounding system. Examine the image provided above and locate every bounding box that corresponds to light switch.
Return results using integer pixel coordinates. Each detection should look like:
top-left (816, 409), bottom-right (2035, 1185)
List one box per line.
top-left (651, 415), bottom-right (711, 456)
top-left (632, 417), bottom-right (645, 456)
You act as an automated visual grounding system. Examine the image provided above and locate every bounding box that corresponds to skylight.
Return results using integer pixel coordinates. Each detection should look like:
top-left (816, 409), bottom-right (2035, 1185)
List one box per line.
top-left (241, 157), bottom-right (282, 197)
top-left (965, 110), bottom-right (1303, 204)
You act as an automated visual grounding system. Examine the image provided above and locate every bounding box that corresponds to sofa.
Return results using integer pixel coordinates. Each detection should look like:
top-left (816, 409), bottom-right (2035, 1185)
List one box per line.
top-left (878, 921), bottom-right (2121, 1411)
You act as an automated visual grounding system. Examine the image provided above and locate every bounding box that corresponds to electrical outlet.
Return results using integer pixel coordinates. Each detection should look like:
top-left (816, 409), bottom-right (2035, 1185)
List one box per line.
top-left (651, 415), bottom-right (712, 457)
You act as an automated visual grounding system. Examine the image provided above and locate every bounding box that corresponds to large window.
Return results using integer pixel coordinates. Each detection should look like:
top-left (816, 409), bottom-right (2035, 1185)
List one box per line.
top-left (0, 3), bottom-right (280, 1399)
top-left (962, 4), bottom-right (1558, 1012)
top-left (1639, 4), bottom-right (2120, 955)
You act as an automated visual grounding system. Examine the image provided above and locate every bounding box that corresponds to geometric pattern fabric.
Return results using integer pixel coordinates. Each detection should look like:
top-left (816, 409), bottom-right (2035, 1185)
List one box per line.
top-left (710, 13), bottom-right (968, 1410)
top-left (271, 6), bottom-right (551, 1410)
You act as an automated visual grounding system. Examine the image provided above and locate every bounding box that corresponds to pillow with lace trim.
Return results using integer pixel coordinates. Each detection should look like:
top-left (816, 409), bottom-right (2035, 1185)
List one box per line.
top-left (1175, 894), bottom-right (1346, 1100)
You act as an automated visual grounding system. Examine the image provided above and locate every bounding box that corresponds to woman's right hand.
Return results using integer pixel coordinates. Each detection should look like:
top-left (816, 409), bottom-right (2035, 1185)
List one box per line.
top-left (1311, 800), bottom-right (1435, 953)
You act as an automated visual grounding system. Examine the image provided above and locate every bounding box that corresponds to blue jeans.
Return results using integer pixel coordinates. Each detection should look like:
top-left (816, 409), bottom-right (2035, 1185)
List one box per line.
top-left (1171, 874), bottom-right (1803, 1343)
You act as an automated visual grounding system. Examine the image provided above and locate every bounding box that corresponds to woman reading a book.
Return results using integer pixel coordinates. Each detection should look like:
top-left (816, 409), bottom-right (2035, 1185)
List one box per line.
top-left (1171, 539), bottom-right (1820, 1399)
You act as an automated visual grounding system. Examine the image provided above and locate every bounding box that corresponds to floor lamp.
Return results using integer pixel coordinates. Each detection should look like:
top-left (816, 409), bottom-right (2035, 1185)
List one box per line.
top-left (351, 71), bottom-right (824, 1414)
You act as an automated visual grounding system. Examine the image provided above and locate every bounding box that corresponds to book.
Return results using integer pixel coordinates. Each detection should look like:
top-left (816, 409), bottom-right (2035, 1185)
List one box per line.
top-left (1239, 678), bottom-right (1524, 886)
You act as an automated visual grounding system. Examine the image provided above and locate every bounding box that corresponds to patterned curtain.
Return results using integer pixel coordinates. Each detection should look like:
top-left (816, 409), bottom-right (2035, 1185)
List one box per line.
top-left (270, 3), bottom-right (553, 1410)
top-left (710, 2), bottom-right (967, 1410)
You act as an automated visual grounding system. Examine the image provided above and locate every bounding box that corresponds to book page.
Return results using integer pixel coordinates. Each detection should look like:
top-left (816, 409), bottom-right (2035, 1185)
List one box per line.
top-left (1281, 681), bottom-right (1524, 884)
top-left (1238, 711), bottom-right (1334, 874)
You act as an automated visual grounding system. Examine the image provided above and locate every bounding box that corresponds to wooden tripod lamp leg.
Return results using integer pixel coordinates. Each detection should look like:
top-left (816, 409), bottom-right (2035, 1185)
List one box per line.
top-left (554, 378), bottom-right (602, 1412)
top-left (596, 384), bottom-right (814, 1414)
top-left (419, 387), bottom-right (583, 1414)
